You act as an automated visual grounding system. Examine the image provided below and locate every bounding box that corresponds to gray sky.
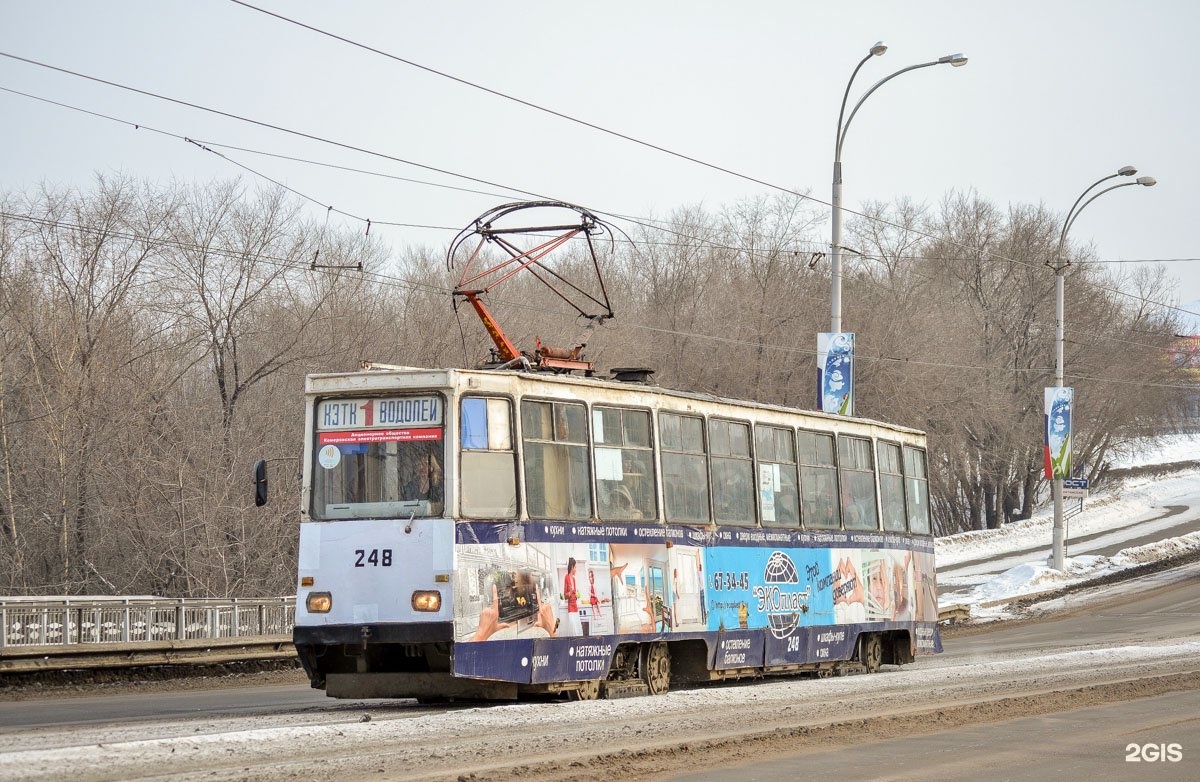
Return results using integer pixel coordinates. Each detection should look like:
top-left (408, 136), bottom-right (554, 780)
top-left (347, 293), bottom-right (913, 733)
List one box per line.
top-left (3, 0), bottom-right (1198, 327)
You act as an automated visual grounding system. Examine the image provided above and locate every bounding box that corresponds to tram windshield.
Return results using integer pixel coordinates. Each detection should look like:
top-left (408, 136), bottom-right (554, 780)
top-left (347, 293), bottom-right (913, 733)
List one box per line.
top-left (310, 395), bottom-right (445, 519)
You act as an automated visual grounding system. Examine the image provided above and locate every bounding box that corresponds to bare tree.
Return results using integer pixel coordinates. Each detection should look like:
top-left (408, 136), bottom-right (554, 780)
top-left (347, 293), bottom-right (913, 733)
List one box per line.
top-left (0, 176), bottom-right (1190, 593)
top-left (2, 177), bottom-right (176, 589)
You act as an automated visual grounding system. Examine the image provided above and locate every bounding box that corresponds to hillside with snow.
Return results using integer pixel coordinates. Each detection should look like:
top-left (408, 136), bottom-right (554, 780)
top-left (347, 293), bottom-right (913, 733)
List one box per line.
top-left (936, 433), bottom-right (1200, 619)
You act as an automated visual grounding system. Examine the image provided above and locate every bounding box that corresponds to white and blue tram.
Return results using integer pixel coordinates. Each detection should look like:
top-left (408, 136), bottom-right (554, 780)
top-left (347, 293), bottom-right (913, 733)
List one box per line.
top-left (287, 365), bottom-right (940, 700)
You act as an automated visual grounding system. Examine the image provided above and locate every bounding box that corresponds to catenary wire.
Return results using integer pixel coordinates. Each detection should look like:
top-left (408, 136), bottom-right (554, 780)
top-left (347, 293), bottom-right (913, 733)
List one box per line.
top-left (6, 81), bottom-right (1195, 322)
top-left (0, 82), bottom-right (1192, 355)
top-left (0, 84), bottom-right (834, 262)
top-left (3, 80), bottom-right (1197, 350)
top-left (4, 208), bottom-right (1197, 389)
top-left (3, 49), bottom-right (1197, 327)
top-left (0, 50), bottom-right (553, 203)
top-left (215, 6), bottom-right (1200, 318)
top-left (0, 179), bottom-right (1181, 358)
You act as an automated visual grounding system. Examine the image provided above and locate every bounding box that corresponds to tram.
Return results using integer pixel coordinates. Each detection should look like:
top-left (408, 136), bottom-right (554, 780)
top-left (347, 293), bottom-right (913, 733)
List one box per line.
top-left (271, 364), bottom-right (940, 700)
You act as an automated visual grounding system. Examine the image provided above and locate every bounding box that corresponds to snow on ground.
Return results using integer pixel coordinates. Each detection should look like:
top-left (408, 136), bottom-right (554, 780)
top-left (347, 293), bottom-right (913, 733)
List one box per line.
top-left (0, 437), bottom-right (1197, 776)
top-left (936, 432), bottom-right (1200, 620)
top-left (936, 469), bottom-right (1200, 568)
top-left (2, 641), bottom-right (1198, 778)
top-left (1105, 431), bottom-right (1199, 468)
top-left (961, 532), bottom-right (1200, 618)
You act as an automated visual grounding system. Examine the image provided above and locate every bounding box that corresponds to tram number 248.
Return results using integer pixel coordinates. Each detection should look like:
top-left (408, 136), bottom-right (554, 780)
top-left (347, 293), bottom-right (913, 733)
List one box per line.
top-left (354, 549), bottom-right (393, 567)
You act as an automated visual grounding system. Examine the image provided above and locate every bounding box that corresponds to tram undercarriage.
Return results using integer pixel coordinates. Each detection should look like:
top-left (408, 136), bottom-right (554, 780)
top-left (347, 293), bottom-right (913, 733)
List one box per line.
top-left (294, 629), bottom-right (914, 701)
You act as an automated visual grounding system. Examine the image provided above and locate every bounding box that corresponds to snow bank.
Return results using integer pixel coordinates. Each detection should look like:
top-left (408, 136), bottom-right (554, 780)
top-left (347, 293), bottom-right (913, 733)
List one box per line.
top-left (943, 529), bottom-right (1200, 621)
top-left (1107, 432), bottom-right (1198, 469)
top-left (936, 431), bottom-right (1200, 619)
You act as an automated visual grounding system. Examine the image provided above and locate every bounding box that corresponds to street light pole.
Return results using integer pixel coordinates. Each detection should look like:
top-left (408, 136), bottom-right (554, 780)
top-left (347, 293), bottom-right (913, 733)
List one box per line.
top-left (830, 45), bottom-right (967, 333)
top-left (1049, 169), bottom-right (1156, 570)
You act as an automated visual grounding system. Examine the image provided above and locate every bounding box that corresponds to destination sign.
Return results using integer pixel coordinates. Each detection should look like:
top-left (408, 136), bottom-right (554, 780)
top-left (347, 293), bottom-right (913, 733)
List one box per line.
top-left (318, 428), bottom-right (443, 446)
top-left (316, 396), bottom-right (442, 430)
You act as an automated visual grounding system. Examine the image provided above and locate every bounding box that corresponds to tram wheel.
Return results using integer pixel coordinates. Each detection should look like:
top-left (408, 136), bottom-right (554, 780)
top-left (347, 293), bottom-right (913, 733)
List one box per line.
top-left (641, 642), bottom-right (671, 695)
top-left (570, 679), bottom-right (602, 701)
top-left (859, 633), bottom-right (882, 674)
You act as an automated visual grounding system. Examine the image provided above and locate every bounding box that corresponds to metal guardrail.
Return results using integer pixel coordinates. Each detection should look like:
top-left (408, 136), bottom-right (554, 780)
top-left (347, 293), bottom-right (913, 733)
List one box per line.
top-left (0, 596), bottom-right (976, 674)
top-left (9, 594), bottom-right (967, 645)
top-left (0, 597), bottom-right (294, 650)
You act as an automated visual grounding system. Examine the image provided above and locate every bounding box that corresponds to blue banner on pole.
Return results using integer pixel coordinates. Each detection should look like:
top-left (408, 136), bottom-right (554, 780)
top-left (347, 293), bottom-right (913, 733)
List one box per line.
top-left (1043, 387), bottom-right (1073, 479)
top-left (817, 333), bottom-right (854, 416)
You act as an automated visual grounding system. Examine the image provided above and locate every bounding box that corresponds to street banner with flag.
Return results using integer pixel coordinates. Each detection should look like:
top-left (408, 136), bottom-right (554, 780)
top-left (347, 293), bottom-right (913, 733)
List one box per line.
top-left (817, 333), bottom-right (854, 416)
top-left (1043, 387), bottom-right (1073, 479)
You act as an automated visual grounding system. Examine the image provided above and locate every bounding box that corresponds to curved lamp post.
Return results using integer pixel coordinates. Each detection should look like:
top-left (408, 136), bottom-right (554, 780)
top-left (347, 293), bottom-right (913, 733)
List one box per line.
top-left (1048, 168), bottom-right (1156, 570)
top-left (830, 43), bottom-right (967, 334)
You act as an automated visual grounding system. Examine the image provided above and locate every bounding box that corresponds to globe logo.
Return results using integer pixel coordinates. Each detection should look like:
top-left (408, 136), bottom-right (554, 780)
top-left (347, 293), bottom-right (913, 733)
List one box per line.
top-left (756, 551), bottom-right (809, 640)
top-left (764, 551), bottom-right (799, 584)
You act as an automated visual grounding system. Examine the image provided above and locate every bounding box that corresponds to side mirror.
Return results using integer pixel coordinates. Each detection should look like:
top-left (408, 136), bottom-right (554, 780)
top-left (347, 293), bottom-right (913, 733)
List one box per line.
top-left (253, 459), bottom-right (269, 507)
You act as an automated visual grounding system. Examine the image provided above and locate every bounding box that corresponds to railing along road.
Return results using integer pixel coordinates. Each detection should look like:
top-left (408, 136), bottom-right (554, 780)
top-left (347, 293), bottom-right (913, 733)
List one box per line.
top-left (3, 596), bottom-right (968, 674)
top-left (1, 597), bottom-right (294, 663)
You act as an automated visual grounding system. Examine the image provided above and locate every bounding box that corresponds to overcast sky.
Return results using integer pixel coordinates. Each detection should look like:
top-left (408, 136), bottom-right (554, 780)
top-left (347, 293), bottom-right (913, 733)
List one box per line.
top-left (3, 1), bottom-right (1198, 327)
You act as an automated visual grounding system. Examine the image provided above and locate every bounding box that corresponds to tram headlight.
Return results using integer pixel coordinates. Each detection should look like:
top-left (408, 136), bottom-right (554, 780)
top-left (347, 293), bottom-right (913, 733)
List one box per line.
top-left (305, 591), bottom-right (332, 613)
top-left (411, 590), bottom-right (442, 612)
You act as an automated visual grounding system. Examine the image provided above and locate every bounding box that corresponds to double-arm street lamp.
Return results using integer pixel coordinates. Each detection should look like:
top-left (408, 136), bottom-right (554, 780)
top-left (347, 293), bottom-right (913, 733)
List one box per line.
top-left (1048, 167), bottom-right (1157, 570)
top-left (830, 43), bottom-right (967, 334)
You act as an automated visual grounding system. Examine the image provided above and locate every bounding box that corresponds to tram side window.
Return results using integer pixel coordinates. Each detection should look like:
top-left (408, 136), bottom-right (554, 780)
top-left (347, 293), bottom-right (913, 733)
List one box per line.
top-left (755, 425), bottom-right (799, 527)
top-left (460, 397), bottom-right (517, 518)
top-left (593, 407), bottom-right (656, 521)
top-left (660, 412), bottom-right (710, 523)
top-left (877, 442), bottom-right (907, 532)
top-left (797, 430), bottom-right (840, 529)
top-left (710, 419), bottom-right (755, 526)
top-left (522, 400), bottom-right (592, 520)
top-left (903, 446), bottom-right (932, 534)
top-left (838, 436), bottom-right (879, 530)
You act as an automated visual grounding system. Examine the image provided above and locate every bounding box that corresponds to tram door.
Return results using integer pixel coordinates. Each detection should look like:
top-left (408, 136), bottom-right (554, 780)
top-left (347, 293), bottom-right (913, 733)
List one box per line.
top-left (669, 548), bottom-right (703, 627)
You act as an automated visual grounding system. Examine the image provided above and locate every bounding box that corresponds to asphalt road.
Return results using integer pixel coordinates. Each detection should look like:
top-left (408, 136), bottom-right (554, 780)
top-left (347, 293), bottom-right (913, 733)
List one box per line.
top-left (1, 514), bottom-right (1198, 781)
top-left (937, 560), bottom-right (1200, 662)
top-left (0, 564), bottom-right (1197, 780)
top-left (675, 689), bottom-right (1200, 781)
top-left (2, 552), bottom-right (1198, 735)
top-left (0, 682), bottom-right (329, 731)
top-left (675, 560), bottom-right (1200, 782)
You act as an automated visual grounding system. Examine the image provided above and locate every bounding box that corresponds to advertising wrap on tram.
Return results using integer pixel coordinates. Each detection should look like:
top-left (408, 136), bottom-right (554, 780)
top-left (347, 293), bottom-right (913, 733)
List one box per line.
top-left (450, 522), bottom-right (939, 683)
